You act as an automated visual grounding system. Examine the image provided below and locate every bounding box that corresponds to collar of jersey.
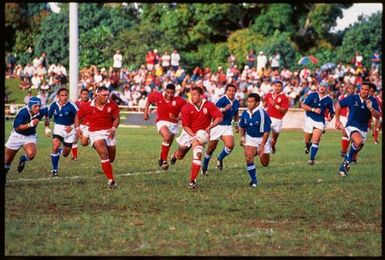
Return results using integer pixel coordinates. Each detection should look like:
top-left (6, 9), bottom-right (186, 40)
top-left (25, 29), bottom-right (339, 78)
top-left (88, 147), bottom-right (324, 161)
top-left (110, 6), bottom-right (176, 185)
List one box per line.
top-left (190, 99), bottom-right (206, 111)
top-left (224, 95), bottom-right (234, 106)
top-left (317, 92), bottom-right (329, 100)
top-left (90, 98), bottom-right (110, 108)
top-left (247, 106), bottom-right (261, 117)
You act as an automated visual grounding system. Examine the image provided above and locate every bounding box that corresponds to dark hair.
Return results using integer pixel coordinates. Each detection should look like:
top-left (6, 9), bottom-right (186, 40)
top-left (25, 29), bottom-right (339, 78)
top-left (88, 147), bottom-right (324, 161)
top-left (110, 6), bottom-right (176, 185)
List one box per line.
top-left (166, 83), bottom-right (176, 91)
top-left (225, 84), bottom-right (237, 92)
top-left (80, 88), bottom-right (89, 93)
top-left (362, 81), bottom-right (376, 91)
top-left (247, 93), bottom-right (260, 103)
top-left (191, 86), bottom-right (204, 95)
top-left (57, 87), bottom-right (69, 95)
top-left (96, 86), bottom-right (109, 93)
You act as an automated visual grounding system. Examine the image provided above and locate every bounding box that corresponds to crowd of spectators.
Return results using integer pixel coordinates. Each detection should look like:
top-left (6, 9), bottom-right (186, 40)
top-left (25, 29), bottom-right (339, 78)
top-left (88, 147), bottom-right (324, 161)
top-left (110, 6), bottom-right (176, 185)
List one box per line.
top-left (5, 48), bottom-right (382, 111)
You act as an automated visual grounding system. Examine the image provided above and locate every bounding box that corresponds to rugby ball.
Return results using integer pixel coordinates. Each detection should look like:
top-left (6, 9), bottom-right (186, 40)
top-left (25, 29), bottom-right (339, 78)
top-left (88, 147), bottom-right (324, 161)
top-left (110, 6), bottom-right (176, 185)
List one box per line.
top-left (196, 130), bottom-right (209, 144)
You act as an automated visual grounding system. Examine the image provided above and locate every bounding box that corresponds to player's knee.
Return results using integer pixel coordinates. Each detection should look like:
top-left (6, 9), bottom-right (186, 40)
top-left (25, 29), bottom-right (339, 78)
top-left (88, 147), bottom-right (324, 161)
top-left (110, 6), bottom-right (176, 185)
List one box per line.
top-left (193, 145), bottom-right (203, 160)
top-left (227, 143), bottom-right (234, 151)
top-left (261, 160), bottom-right (269, 167)
top-left (26, 153), bottom-right (35, 161)
top-left (245, 157), bottom-right (254, 164)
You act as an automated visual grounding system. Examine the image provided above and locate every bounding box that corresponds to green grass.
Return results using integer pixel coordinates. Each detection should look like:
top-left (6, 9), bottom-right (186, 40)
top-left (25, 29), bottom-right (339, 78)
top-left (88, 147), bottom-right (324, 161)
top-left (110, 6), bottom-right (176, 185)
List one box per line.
top-left (4, 121), bottom-right (382, 256)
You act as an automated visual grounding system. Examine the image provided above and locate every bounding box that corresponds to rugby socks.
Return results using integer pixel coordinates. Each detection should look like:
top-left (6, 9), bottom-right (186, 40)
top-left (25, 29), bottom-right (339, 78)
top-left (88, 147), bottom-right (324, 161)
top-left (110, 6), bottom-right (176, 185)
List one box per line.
top-left (373, 128), bottom-right (379, 142)
top-left (305, 142), bottom-right (311, 149)
top-left (58, 147), bottom-right (63, 155)
top-left (160, 142), bottom-right (170, 161)
top-left (101, 159), bottom-right (114, 181)
top-left (20, 154), bottom-right (30, 163)
top-left (310, 143), bottom-right (319, 160)
top-left (202, 153), bottom-right (212, 172)
top-left (345, 144), bottom-right (359, 163)
top-left (217, 147), bottom-right (232, 161)
top-left (51, 152), bottom-right (60, 171)
top-left (190, 146), bottom-right (203, 182)
top-left (247, 162), bottom-right (257, 184)
top-left (72, 144), bottom-right (78, 158)
top-left (341, 137), bottom-right (349, 154)
top-left (4, 164), bottom-right (11, 175)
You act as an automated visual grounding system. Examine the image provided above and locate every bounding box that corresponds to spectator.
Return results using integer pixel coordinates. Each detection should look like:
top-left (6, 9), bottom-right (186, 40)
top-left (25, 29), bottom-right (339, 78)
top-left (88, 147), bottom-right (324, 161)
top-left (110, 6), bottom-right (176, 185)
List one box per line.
top-left (256, 51), bottom-right (267, 73)
top-left (371, 50), bottom-right (380, 72)
top-left (145, 49), bottom-right (156, 71)
top-left (23, 63), bottom-right (34, 80)
top-left (6, 52), bottom-right (17, 77)
top-left (269, 51), bottom-right (280, 71)
top-left (299, 66), bottom-right (311, 82)
top-left (24, 91), bottom-right (33, 105)
top-left (227, 52), bottom-right (236, 68)
top-left (171, 49), bottom-right (180, 71)
top-left (161, 51), bottom-right (171, 72)
top-left (31, 73), bottom-right (41, 90)
top-left (246, 49), bottom-right (256, 69)
top-left (19, 77), bottom-right (31, 90)
top-left (32, 55), bottom-right (41, 70)
top-left (40, 52), bottom-right (48, 69)
top-left (113, 49), bottom-right (123, 72)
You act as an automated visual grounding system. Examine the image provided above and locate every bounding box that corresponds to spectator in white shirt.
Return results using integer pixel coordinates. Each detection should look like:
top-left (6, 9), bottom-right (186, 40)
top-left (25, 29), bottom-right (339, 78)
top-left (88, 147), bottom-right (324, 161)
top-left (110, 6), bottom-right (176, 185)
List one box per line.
top-left (161, 51), bottom-right (171, 72)
top-left (257, 51), bottom-right (267, 73)
top-left (170, 49), bottom-right (180, 71)
top-left (31, 73), bottom-right (41, 90)
top-left (113, 49), bottom-right (123, 71)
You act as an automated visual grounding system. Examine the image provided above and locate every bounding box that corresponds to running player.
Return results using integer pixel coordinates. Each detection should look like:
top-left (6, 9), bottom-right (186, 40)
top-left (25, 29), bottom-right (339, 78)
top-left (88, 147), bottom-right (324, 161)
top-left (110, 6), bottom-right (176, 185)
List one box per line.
top-left (338, 83), bottom-right (356, 157)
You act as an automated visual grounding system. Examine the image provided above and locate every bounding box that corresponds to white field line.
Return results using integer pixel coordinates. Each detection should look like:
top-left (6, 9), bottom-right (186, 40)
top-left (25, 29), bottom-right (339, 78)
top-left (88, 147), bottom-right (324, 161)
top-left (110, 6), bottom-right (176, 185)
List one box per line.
top-left (7, 170), bottom-right (162, 183)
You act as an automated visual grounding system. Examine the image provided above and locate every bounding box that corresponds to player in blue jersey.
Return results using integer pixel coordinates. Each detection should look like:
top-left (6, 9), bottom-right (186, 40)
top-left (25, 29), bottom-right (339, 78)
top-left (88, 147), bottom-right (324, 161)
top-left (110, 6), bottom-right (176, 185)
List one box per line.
top-left (46, 88), bottom-right (78, 176)
top-left (301, 82), bottom-right (335, 165)
top-left (4, 97), bottom-right (49, 181)
top-left (201, 84), bottom-right (240, 175)
top-left (239, 93), bottom-right (272, 188)
top-left (335, 82), bottom-right (380, 176)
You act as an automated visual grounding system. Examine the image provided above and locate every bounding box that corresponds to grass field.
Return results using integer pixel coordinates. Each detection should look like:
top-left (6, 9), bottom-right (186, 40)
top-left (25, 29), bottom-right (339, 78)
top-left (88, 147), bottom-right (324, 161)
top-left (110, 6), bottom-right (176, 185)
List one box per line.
top-left (4, 121), bottom-right (382, 256)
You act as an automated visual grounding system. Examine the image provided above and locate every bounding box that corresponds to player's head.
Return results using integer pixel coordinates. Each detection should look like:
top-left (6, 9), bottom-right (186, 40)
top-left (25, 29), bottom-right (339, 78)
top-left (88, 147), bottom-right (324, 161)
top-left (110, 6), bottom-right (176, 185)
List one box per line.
top-left (367, 82), bottom-right (377, 96)
top-left (28, 96), bottom-right (42, 114)
top-left (318, 82), bottom-right (328, 94)
top-left (345, 83), bottom-right (355, 95)
top-left (247, 93), bottom-right (260, 111)
top-left (79, 88), bottom-right (90, 102)
top-left (165, 83), bottom-right (176, 100)
top-left (273, 80), bottom-right (283, 93)
top-left (190, 86), bottom-right (204, 105)
top-left (96, 86), bottom-right (110, 104)
top-left (225, 84), bottom-right (237, 99)
top-left (57, 88), bottom-right (69, 104)
top-left (359, 82), bottom-right (372, 99)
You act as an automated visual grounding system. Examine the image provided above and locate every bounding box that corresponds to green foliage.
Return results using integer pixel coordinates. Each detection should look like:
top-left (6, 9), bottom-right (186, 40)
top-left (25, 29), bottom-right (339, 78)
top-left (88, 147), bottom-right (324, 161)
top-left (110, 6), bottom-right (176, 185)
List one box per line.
top-left (195, 43), bottom-right (229, 70)
top-left (309, 4), bottom-right (344, 38)
top-left (263, 32), bottom-right (297, 69)
top-left (336, 12), bottom-right (382, 64)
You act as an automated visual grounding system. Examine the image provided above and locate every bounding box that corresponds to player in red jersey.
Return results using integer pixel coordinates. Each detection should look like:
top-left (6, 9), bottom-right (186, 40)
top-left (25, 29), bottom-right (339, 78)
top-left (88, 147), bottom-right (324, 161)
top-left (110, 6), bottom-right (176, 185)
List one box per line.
top-left (71, 88), bottom-right (91, 160)
top-left (372, 89), bottom-right (382, 144)
top-left (170, 86), bottom-right (223, 189)
top-left (144, 83), bottom-right (187, 170)
top-left (262, 79), bottom-right (289, 153)
top-left (74, 86), bottom-right (120, 188)
top-left (338, 83), bottom-right (356, 157)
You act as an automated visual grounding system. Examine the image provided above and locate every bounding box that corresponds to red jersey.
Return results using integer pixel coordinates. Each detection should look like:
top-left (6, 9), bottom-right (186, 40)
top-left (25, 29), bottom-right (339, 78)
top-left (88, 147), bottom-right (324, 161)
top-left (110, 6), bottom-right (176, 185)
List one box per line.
top-left (75, 99), bottom-right (91, 125)
top-left (264, 92), bottom-right (289, 119)
top-left (338, 94), bottom-right (349, 117)
top-left (181, 100), bottom-right (223, 134)
top-left (77, 98), bottom-right (120, 132)
top-left (148, 92), bottom-right (187, 123)
top-left (375, 94), bottom-right (382, 115)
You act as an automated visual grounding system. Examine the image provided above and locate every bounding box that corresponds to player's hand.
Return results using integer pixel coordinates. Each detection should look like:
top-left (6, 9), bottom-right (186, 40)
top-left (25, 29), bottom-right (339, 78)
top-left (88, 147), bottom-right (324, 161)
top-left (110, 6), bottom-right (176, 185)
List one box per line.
top-left (234, 125), bottom-right (239, 133)
top-left (335, 120), bottom-right (342, 130)
top-left (64, 126), bottom-right (73, 133)
top-left (76, 127), bottom-right (83, 137)
top-left (268, 98), bottom-right (275, 106)
top-left (107, 127), bottom-right (116, 139)
top-left (223, 104), bottom-right (232, 112)
top-left (144, 112), bottom-right (149, 120)
top-left (365, 99), bottom-right (373, 110)
top-left (169, 113), bottom-right (177, 120)
top-left (30, 118), bottom-right (40, 127)
top-left (314, 108), bottom-right (321, 114)
top-left (44, 126), bottom-right (52, 137)
top-left (240, 136), bottom-right (245, 147)
top-left (258, 145), bottom-right (264, 157)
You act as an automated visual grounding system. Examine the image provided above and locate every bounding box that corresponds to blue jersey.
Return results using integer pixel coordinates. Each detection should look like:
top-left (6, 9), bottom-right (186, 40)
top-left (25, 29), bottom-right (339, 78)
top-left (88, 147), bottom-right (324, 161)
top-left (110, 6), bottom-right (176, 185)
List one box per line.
top-left (48, 100), bottom-right (78, 126)
top-left (13, 105), bottom-right (48, 136)
top-left (215, 95), bottom-right (240, 126)
top-left (303, 92), bottom-right (335, 123)
top-left (239, 107), bottom-right (271, 138)
top-left (339, 94), bottom-right (379, 132)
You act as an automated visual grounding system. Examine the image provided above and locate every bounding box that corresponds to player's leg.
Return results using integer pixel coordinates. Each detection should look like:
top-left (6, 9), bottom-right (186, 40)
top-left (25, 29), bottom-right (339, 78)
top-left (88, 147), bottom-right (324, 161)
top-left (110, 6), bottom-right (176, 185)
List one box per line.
top-left (271, 131), bottom-right (280, 154)
top-left (373, 117), bottom-right (379, 144)
top-left (71, 135), bottom-right (79, 161)
top-left (244, 145), bottom-right (258, 187)
top-left (303, 117), bottom-right (313, 154)
top-left (159, 126), bottom-right (172, 169)
top-left (107, 145), bottom-right (116, 163)
top-left (340, 126), bottom-right (349, 157)
top-left (339, 131), bottom-right (364, 176)
top-left (4, 147), bottom-right (19, 176)
top-left (171, 145), bottom-right (190, 164)
top-left (308, 128), bottom-right (323, 165)
top-left (17, 142), bottom-right (37, 173)
top-left (93, 139), bottom-right (116, 187)
top-left (217, 135), bottom-right (235, 171)
top-left (61, 141), bottom-right (73, 158)
top-left (188, 140), bottom-right (204, 188)
top-left (50, 136), bottom-right (63, 176)
top-left (202, 140), bottom-right (218, 175)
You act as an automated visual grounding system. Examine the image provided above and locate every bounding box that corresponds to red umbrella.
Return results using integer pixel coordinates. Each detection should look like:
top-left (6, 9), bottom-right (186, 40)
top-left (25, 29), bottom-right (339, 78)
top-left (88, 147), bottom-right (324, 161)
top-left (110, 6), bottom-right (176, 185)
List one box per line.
top-left (298, 55), bottom-right (318, 65)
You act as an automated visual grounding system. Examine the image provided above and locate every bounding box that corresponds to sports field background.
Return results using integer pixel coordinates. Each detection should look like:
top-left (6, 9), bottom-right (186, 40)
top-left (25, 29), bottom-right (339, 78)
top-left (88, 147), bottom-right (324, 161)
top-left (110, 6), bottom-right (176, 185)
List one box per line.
top-left (4, 122), bottom-right (381, 256)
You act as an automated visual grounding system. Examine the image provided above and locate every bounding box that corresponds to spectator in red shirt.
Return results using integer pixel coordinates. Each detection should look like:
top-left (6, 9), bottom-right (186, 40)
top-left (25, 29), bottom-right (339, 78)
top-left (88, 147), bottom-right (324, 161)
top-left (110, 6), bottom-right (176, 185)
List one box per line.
top-left (75, 86), bottom-right (120, 188)
top-left (170, 86), bottom-right (223, 189)
top-left (145, 50), bottom-right (156, 71)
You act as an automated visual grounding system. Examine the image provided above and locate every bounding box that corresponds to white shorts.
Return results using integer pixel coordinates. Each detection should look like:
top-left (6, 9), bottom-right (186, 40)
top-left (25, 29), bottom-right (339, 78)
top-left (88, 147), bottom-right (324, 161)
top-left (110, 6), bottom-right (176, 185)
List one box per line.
top-left (304, 116), bottom-right (326, 134)
top-left (244, 134), bottom-right (272, 154)
top-left (80, 124), bottom-right (90, 138)
top-left (89, 129), bottom-right (117, 147)
top-left (53, 124), bottom-right (77, 144)
top-left (209, 125), bottom-right (233, 141)
top-left (176, 129), bottom-right (195, 148)
top-left (156, 120), bottom-right (179, 135)
top-left (5, 131), bottom-right (37, 150)
top-left (340, 116), bottom-right (348, 128)
top-left (270, 117), bottom-right (283, 133)
top-left (345, 126), bottom-right (368, 144)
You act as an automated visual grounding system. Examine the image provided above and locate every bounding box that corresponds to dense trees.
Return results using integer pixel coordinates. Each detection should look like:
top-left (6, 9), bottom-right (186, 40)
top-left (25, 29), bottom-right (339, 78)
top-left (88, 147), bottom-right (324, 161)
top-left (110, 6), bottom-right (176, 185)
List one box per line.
top-left (5, 3), bottom-right (382, 72)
